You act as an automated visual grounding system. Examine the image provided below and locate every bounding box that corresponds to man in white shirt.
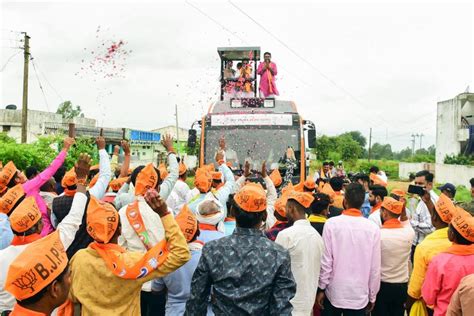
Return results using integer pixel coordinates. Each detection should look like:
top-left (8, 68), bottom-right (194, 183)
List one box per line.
top-left (118, 134), bottom-right (179, 315)
top-left (368, 185), bottom-right (388, 227)
top-left (167, 161), bottom-right (190, 215)
top-left (276, 191), bottom-right (324, 316)
top-left (373, 197), bottom-right (415, 316)
top-left (410, 170), bottom-right (438, 261)
top-left (0, 153), bottom-right (90, 313)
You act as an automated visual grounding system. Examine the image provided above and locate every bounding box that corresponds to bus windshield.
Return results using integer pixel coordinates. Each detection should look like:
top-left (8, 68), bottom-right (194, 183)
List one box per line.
top-left (204, 127), bottom-right (301, 173)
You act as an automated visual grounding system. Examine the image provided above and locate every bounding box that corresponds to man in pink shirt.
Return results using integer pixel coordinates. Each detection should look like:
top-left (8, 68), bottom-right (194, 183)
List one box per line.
top-left (257, 52), bottom-right (279, 98)
top-left (316, 183), bottom-right (381, 315)
top-left (422, 208), bottom-right (474, 316)
top-left (0, 137), bottom-right (74, 236)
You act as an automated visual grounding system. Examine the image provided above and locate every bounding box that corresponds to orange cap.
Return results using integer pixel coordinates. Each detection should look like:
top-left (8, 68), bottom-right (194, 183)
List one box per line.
top-left (61, 168), bottom-right (77, 188)
top-left (381, 196), bottom-right (404, 215)
top-left (9, 197), bottom-right (41, 233)
top-left (274, 195), bottom-right (289, 219)
top-left (451, 208), bottom-right (474, 242)
top-left (281, 182), bottom-right (294, 196)
top-left (175, 204), bottom-right (198, 242)
top-left (204, 163), bottom-right (215, 172)
top-left (293, 182), bottom-right (304, 192)
top-left (0, 161), bottom-right (18, 193)
top-left (320, 183), bottom-right (335, 199)
top-left (304, 177), bottom-right (316, 190)
top-left (88, 173), bottom-right (99, 189)
top-left (86, 197), bottom-right (119, 244)
top-left (158, 163), bottom-right (169, 180)
top-left (179, 162), bottom-right (187, 176)
top-left (370, 173), bottom-right (387, 187)
top-left (212, 171), bottom-right (222, 181)
top-left (269, 169), bottom-right (282, 187)
top-left (391, 189), bottom-right (406, 198)
top-left (434, 193), bottom-right (456, 223)
top-left (287, 191), bottom-right (315, 208)
top-left (109, 177), bottom-right (128, 192)
top-left (135, 163), bottom-right (158, 196)
top-left (5, 231), bottom-right (68, 301)
top-left (0, 184), bottom-right (26, 215)
top-left (234, 183), bottom-right (267, 212)
top-left (194, 168), bottom-right (212, 193)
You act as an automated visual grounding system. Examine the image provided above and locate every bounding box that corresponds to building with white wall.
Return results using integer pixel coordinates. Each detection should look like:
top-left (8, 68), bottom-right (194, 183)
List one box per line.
top-left (0, 107), bottom-right (96, 143)
top-left (436, 92), bottom-right (474, 163)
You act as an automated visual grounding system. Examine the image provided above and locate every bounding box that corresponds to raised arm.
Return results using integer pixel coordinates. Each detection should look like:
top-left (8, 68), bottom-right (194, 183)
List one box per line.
top-left (157, 135), bottom-right (179, 201)
top-left (89, 137), bottom-right (112, 199)
top-left (57, 153), bottom-right (90, 249)
top-left (23, 137), bottom-right (74, 193)
top-left (215, 158), bottom-right (236, 212)
top-left (263, 162), bottom-right (277, 229)
top-left (119, 140), bottom-right (131, 178)
top-left (142, 190), bottom-right (190, 282)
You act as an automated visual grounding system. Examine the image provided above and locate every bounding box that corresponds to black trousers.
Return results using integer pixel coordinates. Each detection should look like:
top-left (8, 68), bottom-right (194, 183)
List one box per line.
top-left (322, 298), bottom-right (366, 316)
top-left (140, 290), bottom-right (166, 316)
top-left (372, 282), bottom-right (407, 316)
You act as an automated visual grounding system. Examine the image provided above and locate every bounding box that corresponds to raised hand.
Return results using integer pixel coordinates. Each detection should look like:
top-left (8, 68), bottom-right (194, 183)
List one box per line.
top-left (63, 137), bottom-right (75, 151)
top-left (215, 150), bottom-right (225, 164)
top-left (219, 136), bottom-right (226, 150)
top-left (261, 161), bottom-right (267, 178)
top-left (75, 153), bottom-right (92, 181)
top-left (121, 140), bottom-right (131, 156)
top-left (96, 136), bottom-right (106, 150)
top-left (113, 145), bottom-right (120, 156)
top-left (144, 189), bottom-right (169, 217)
top-left (161, 134), bottom-right (175, 153)
top-left (243, 160), bottom-right (251, 177)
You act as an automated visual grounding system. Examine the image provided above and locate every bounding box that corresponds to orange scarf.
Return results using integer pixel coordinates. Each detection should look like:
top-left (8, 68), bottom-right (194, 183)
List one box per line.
top-left (444, 244), bottom-right (474, 256)
top-left (266, 64), bottom-right (273, 94)
top-left (89, 240), bottom-right (169, 279)
top-left (342, 208), bottom-right (363, 217)
top-left (126, 201), bottom-right (152, 250)
top-left (10, 233), bottom-right (42, 246)
top-left (199, 223), bottom-right (218, 231)
top-left (382, 218), bottom-right (403, 229)
top-left (371, 202), bottom-right (382, 214)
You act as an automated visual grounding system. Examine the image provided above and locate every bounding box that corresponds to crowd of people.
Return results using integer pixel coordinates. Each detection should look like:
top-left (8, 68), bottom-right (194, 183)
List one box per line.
top-left (0, 135), bottom-right (473, 316)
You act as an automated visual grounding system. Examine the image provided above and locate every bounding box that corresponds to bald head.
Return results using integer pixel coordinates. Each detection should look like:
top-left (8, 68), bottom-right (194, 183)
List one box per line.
top-left (198, 200), bottom-right (220, 216)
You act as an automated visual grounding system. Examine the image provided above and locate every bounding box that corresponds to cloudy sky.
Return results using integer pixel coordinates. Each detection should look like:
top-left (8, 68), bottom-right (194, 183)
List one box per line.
top-left (1, 0), bottom-right (472, 150)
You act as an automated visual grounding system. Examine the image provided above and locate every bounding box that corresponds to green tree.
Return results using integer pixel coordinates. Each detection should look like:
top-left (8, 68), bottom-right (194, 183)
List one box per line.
top-left (57, 101), bottom-right (82, 120)
top-left (315, 135), bottom-right (336, 161)
top-left (335, 135), bottom-right (362, 162)
top-left (341, 131), bottom-right (367, 148)
top-left (370, 143), bottom-right (393, 160)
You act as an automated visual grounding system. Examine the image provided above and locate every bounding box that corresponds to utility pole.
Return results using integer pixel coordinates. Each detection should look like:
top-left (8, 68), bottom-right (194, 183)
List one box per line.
top-left (21, 32), bottom-right (30, 144)
top-left (175, 104), bottom-right (180, 155)
top-left (368, 127), bottom-right (372, 162)
top-left (419, 133), bottom-right (424, 150)
top-left (411, 134), bottom-right (416, 155)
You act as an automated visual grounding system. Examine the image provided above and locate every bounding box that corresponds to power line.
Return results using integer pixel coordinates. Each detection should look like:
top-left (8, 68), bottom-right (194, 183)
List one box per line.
top-left (0, 50), bottom-right (22, 72)
top-left (30, 56), bottom-right (51, 112)
top-left (227, 0), bottom-right (401, 129)
top-left (31, 56), bottom-right (64, 102)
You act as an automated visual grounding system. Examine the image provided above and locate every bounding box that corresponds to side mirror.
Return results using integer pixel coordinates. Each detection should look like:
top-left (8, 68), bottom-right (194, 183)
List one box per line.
top-left (308, 129), bottom-right (316, 148)
top-left (188, 129), bottom-right (197, 148)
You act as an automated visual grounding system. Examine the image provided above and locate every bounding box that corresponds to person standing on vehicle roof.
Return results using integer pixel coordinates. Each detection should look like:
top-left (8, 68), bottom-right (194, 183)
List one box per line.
top-left (257, 52), bottom-right (279, 98)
